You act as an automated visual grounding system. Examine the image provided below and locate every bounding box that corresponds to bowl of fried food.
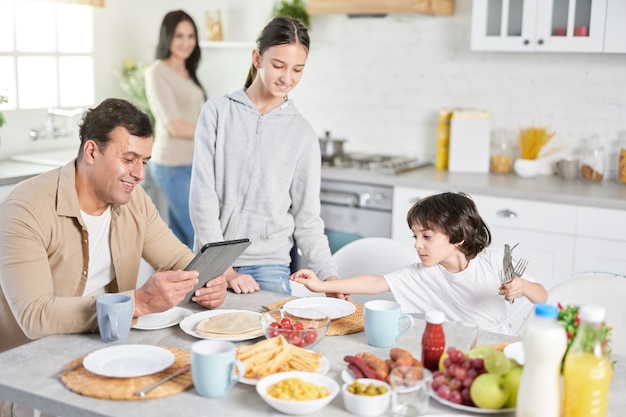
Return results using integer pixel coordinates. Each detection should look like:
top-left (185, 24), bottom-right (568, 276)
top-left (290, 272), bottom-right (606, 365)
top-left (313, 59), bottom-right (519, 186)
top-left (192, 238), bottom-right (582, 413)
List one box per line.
top-left (342, 378), bottom-right (391, 417)
top-left (236, 335), bottom-right (326, 382)
top-left (256, 371), bottom-right (339, 415)
top-left (261, 307), bottom-right (330, 348)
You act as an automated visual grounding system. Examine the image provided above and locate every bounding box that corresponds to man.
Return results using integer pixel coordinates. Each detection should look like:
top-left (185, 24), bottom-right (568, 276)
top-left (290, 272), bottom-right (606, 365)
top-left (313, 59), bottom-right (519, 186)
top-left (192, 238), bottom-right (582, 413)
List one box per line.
top-left (0, 98), bottom-right (227, 353)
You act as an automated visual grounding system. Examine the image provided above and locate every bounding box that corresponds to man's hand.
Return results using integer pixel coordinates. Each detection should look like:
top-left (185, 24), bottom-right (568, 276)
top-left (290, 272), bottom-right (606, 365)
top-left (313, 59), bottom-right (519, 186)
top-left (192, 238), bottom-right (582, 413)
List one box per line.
top-left (191, 275), bottom-right (228, 309)
top-left (223, 266), bottom-right (260, 294)
top-left (134, 270), bottom-right (199, 316)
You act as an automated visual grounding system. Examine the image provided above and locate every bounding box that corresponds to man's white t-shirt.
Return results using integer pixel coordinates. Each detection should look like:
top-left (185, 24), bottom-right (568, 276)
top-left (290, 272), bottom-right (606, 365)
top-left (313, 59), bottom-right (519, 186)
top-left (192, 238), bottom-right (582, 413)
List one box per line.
top-left (384, 248), bottom-right (532, 334)
top-left (81, 207), bottom-right (114, 296)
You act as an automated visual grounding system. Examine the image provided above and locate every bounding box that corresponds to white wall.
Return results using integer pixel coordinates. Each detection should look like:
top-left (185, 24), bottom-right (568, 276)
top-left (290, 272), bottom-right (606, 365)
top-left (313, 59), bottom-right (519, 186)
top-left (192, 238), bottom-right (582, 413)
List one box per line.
top-left (2, 0), bottom-right (626, 179)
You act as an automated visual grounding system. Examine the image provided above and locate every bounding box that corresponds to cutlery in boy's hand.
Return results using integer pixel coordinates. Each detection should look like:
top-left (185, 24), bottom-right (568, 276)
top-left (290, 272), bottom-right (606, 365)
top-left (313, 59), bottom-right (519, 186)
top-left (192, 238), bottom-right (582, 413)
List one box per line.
top-left (135, 364), bottom-right (191, 397)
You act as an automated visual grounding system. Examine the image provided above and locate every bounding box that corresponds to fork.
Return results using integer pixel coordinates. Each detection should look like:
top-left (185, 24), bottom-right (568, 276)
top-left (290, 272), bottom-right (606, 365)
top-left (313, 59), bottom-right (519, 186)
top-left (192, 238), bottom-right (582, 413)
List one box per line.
top-left (512, 258), bottom-right (528, 279)
top-left (505, 258), bottom-right (529, 304)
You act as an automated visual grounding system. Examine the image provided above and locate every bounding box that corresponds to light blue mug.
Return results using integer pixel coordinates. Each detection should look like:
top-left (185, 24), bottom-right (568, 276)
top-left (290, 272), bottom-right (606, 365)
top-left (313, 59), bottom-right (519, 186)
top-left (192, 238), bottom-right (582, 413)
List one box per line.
top-left (96, 293), bottom-right (133, 343)
top-left (191, 340), bottom-right (245, 398)
top-left (364, 300), bottom-right (415, 348)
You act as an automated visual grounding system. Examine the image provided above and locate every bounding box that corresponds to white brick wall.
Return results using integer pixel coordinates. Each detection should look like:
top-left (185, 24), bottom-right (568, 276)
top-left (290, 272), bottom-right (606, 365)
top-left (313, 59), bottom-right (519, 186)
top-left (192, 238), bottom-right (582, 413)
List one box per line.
top-left (287, 2), bottom-right (626, 177)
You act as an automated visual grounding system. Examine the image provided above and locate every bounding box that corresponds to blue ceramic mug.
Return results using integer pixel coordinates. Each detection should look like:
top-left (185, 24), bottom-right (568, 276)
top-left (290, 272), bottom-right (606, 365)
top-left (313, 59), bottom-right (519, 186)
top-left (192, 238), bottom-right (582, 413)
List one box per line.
top-left (364, 300), bottom-right (415, 348)
top-left (191, 340), bottom-right (245, 398)
top-left (96, 293), bottom-right (133, 343)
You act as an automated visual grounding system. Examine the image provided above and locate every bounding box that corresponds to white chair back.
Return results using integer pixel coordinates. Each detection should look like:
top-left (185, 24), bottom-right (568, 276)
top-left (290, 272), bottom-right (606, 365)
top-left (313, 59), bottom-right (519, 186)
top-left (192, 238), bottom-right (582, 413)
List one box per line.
top-left (505, 271), bottom-right (626, 353)
top-left (546, 272), bottom-right (626, 355)
top-left (331, 237), bottom-right (419, 304)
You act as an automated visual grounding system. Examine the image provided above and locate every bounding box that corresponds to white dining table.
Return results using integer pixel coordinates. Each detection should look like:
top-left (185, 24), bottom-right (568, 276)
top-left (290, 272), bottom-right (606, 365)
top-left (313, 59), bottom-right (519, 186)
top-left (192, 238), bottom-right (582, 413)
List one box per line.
top-left (0, 290), bottom-right (624, 417)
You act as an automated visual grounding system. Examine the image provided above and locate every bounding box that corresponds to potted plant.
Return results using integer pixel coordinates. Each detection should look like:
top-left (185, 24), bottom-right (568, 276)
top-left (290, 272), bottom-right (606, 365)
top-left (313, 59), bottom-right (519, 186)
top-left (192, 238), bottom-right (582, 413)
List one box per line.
top-left (0, 93), bottom-right (7, 129)
top-left (273, 0), bottom-right (310, 28)
top-left (116, 59), bottom-right (155, 127)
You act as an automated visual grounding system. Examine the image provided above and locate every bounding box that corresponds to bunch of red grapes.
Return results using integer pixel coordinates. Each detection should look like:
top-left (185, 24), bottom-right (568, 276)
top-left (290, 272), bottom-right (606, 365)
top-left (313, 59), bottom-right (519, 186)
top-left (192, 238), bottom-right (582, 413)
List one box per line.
top-left (431, 347), bottom-right (487, 406)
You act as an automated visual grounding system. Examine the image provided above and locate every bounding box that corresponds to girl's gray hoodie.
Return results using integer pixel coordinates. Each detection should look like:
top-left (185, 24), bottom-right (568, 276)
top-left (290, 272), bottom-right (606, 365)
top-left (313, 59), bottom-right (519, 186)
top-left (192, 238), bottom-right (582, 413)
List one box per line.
top-left (190, 89), bottom-right (337, 280)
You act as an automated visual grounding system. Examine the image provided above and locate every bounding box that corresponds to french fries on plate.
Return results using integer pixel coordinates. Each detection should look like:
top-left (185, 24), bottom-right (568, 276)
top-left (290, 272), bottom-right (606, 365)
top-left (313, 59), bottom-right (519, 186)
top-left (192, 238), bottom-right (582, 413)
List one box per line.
top-left (236, 335), bottom-right (321, 378)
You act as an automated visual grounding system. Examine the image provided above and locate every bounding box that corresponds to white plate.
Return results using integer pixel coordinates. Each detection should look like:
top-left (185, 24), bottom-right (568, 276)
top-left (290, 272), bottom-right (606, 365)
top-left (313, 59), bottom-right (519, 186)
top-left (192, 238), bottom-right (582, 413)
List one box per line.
top-left (430, 391), bottom-right (515, 414)
top-left (133, 307), bottom-right (192, 330)
top-left (239, 354), bottom-right (330, 386)
top-left (82, 345), bottom-right (175, 378)
top-left (503, 341), bottom-right (524, 365)
top-left (282, 297), bottom-right (356, 320)
top-left (179, 309), bottom-right (264, 341)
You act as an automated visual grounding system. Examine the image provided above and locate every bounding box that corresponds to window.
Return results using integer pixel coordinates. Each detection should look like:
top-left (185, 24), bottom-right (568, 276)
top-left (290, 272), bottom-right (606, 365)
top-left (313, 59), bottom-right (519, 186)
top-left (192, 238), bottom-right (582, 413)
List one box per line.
top-left (0, 0), bottom-right (94, 112)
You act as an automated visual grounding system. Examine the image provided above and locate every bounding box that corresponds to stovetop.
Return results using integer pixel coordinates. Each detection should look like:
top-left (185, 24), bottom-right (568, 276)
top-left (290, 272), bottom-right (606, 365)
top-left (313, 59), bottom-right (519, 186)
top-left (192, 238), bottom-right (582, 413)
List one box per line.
top-left (323, 152), bottom-right (431, 175)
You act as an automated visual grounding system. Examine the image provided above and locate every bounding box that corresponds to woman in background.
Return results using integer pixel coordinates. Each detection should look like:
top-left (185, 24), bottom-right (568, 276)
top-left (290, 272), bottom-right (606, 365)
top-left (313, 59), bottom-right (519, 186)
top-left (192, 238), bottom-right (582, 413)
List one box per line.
top-left (190, 17), bottom-right (345, 297)
top-left (145, 10), bottom-right (206, 248)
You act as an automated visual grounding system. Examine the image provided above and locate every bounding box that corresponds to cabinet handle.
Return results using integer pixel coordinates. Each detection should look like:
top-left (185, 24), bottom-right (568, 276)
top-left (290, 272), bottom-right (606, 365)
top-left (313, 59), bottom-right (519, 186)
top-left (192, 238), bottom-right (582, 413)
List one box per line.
top-left (523, 39), bottom-right (530, 45)
top-left (537, 39), bottom-right (544, 45)
top-left (497, 209), bottom-right (518, 219)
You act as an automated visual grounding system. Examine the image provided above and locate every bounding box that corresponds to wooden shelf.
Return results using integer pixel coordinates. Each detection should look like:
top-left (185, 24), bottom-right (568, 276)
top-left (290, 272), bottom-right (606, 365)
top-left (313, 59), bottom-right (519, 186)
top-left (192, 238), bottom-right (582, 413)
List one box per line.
top-left (306, 0), bottom-right (454, 16)
top-left (199, 41), bottom-right (255, 49)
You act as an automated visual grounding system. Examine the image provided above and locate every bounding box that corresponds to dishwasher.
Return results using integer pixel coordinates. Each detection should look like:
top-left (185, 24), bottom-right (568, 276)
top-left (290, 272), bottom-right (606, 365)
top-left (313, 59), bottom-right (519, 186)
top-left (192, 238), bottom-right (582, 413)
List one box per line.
top-left (319, 179), bottom-right (393, 253)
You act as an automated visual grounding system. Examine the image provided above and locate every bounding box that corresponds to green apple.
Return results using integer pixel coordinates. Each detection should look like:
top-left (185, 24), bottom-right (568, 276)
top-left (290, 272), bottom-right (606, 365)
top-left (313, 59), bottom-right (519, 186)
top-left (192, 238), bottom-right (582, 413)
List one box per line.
top-left (502, 367), bottom-right (523, 408)
top-left (470, 373), bottom-right (510, 409)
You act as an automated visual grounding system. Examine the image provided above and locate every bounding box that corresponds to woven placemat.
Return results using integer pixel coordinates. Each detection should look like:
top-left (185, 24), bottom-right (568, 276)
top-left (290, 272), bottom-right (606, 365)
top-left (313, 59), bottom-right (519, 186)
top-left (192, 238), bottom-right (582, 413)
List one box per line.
top-left (61, 347), bottom-right (192, 400)
top-left (265, 298), bottom-right (364, 336)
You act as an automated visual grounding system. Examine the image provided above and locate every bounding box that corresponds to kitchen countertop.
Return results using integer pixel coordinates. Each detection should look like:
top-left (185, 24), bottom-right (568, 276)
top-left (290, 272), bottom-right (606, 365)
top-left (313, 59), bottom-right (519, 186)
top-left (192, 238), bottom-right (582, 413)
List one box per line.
top-left (322, 166), bottom-right (626, 211)
top-left (2, 153), bottom-right (625, 210)
top-left (0, 148), bottom-right (77, 186)
top-left (0, 160), bottom-right (60, 186)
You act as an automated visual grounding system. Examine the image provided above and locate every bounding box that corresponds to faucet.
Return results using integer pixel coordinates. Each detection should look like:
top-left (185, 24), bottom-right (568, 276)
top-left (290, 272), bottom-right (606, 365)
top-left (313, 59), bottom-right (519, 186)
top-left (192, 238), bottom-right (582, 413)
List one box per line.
top-left (29, 107), bottom-right (84, 140)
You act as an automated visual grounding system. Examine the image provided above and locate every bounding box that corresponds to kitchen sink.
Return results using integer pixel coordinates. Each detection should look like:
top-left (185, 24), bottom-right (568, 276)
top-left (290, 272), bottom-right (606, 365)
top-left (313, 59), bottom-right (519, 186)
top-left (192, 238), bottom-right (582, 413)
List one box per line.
top-left (11, 149), bottom-right (77, 166)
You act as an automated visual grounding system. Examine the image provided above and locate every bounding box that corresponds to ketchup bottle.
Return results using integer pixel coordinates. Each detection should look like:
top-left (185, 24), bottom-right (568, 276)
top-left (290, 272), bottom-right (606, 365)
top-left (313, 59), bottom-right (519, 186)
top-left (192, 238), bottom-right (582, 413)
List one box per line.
top-left (422, 310), bottom-right (446, 371)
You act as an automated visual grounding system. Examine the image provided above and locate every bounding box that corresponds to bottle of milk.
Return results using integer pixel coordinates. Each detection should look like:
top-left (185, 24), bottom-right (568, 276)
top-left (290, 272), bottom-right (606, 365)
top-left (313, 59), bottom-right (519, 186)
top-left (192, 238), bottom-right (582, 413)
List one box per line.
top-left (516, 304), bottom-right (567, 417)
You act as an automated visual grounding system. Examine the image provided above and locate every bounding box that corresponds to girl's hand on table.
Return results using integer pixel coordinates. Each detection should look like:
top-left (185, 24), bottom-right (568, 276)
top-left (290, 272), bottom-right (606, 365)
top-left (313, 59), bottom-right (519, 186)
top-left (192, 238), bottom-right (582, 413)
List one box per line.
top-left (223, 266), bottom-right (260, 294)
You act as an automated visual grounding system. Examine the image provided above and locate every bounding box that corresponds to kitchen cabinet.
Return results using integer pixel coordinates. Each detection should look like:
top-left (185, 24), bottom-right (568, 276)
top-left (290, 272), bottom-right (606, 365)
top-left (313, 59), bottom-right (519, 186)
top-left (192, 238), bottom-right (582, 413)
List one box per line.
top-left (573, 206), bottom-right (626, 272)
top-left (391, 186), bottom-right (439, 250)
top-left (306, 0), bottom-right (455, 16)
top-left (471, 194), bottom-right (577, 285)
top-left (471, 0), bottom-right (608, 53)
top-left (603, 0), bottom-right (626, 53)
top-left (0, 184), bottom-right (15, 200)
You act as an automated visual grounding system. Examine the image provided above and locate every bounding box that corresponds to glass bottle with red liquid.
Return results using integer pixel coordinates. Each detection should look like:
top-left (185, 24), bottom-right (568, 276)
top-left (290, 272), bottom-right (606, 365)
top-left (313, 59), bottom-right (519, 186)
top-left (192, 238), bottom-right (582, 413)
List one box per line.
top-left (422, 310), bottom-right (446, 371)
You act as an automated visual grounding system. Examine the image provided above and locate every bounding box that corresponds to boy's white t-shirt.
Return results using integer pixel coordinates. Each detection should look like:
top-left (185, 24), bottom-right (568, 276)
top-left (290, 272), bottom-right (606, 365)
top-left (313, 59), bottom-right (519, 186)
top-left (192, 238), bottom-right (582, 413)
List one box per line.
top-left (384, 248), bottom-right (530, 334)
top-left (80, 207), bottom-right (115, 297)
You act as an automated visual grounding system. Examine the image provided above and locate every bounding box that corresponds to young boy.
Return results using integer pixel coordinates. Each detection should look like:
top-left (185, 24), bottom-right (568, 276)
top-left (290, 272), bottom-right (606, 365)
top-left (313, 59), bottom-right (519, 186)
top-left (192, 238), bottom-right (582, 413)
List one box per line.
top-left (290, 192), bottom-right (547, 334)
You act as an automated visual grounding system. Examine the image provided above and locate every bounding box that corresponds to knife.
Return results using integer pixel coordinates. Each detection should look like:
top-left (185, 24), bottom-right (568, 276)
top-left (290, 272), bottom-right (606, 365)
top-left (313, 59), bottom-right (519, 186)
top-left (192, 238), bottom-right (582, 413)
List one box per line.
top-left (502, 244), bottom-right (514, 285)
top-left (134, 364), bottom-right (191, 397)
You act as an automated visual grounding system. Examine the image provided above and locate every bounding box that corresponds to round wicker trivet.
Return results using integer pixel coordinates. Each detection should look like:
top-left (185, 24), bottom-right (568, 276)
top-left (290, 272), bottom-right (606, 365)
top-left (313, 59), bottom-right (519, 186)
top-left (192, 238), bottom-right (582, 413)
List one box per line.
top-left (61, 346), bottom-right (192, 400)
top-left (265, 299), bottom-right (364, 336)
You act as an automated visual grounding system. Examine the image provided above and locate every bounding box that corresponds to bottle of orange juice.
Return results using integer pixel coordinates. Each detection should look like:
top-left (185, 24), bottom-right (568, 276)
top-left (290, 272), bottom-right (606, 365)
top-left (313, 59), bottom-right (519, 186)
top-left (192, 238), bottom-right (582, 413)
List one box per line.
top-left (562, 304), bottom-right (613, 417)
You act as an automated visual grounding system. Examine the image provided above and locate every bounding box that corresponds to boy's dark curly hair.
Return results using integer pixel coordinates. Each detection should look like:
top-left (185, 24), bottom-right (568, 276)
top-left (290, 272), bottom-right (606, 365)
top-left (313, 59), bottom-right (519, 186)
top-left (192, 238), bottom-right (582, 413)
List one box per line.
top-left (406, 192), bottom-right (491, 260)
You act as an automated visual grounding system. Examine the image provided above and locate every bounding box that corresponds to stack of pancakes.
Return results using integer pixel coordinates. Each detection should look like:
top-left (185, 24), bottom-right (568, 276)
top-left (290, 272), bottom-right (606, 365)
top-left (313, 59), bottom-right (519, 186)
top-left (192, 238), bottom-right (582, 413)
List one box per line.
top-left (195, 312), bottom-right (264, 339)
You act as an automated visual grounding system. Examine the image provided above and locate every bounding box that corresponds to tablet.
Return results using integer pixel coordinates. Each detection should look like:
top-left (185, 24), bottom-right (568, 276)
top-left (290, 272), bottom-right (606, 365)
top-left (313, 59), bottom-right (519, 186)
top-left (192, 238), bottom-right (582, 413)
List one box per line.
top-left (179, 238), bottom-right (251, 305)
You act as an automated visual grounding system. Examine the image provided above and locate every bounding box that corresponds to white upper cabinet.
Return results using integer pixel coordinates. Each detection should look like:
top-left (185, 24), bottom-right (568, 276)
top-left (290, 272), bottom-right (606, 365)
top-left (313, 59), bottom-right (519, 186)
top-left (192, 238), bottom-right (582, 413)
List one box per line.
top-left (604, 0), bottom-right (626, 53)
top-left (471, 0), bottom-right (608, 53)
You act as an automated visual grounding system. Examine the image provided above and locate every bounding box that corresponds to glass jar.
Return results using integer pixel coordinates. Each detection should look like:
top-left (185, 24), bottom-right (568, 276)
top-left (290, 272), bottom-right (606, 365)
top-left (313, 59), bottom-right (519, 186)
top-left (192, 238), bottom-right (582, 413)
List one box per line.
top-left (618, 133), bottom-right (626, 184)
top-left (490, 129), bottom-right (514, 174)
top-left (580, 136), bottom-right (605, 181)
